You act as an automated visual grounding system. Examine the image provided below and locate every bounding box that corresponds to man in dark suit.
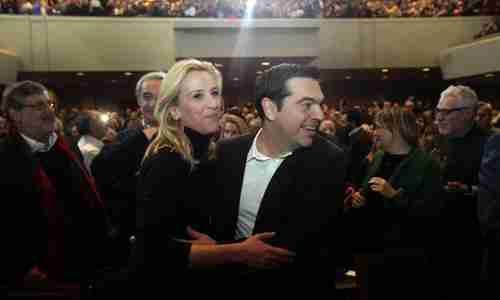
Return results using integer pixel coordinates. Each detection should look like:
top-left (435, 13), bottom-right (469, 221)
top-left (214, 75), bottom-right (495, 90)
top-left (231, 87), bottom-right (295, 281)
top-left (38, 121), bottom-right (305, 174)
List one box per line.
top-left (478, 133), bottom-right (500, 294)
top-left (434, 85), bottom-right (489, 298)
top-left (91, 71), bottom-right (165, 265)
top-left (212, 64), bottom-right (348, 294)
top-left (1, 81), bottom-right (108, 290)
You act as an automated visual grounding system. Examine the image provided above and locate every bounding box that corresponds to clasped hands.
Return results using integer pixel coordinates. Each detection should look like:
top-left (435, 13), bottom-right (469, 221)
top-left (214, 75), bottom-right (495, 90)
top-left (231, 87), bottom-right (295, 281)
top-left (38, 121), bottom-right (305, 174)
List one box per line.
top-left (186, 226), bottom-right (295, 269)
top-left (350, 177), bottom-right (398, 208)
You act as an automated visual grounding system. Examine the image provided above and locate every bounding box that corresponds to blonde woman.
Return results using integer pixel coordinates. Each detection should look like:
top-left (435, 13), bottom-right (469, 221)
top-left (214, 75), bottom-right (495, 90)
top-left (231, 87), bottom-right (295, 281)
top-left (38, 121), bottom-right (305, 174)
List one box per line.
top-left (121, 59), bottom-right (294, 297)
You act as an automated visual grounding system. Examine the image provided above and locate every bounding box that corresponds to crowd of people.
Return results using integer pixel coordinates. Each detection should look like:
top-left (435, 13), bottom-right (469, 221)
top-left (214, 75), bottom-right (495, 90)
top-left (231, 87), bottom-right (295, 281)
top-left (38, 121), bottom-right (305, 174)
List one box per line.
top-left (1, 0), bottom-right (497, 18)
top-left (2, 60), bottom-right (500, 299)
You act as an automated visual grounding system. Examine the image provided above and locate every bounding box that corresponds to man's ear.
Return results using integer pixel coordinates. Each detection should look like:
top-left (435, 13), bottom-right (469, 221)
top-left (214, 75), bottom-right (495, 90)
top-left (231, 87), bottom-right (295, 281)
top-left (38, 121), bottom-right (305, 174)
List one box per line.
top-left (8, 109), bottom-right (21, 126)
top-left (261, 97), bottom-right (278, 121)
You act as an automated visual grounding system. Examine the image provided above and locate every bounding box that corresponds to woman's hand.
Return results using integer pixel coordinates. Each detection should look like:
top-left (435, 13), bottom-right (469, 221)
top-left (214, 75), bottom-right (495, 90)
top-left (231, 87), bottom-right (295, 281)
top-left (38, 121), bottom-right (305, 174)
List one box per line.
top-left (351, 191), bottom-right (366, 208)
top-left (368, 177), bottom-right (399, 199)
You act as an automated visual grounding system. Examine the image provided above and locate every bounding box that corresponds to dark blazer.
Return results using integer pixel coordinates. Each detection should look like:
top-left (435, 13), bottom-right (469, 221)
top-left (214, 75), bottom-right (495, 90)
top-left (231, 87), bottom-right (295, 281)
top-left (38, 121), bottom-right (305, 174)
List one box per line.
top-left (478, 133), bottom-right (500, 289)
top-left (354, 148), bottom-right (444, 250)
top-left (349, 148), bottom-right (444, 300)
top-left (212, 134), bottom-right (348, 292)
top-left (0, 133), bottom-right (108, 285)
top-left (91, 128), bottom-right (150, 244)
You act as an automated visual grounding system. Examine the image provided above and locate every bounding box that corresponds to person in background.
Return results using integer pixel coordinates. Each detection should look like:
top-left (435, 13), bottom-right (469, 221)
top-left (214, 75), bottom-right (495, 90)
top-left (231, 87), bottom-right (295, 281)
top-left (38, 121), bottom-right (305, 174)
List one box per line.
top-left (434, 85), bottom-right (489, 299)
top-left (478, 133), bottom-right (500, 295)
top-left (348, 108), bottom-right (443, 300)
top-left (90, 71), bottom-right (166, 265)
top-left (1, 81), bottom-right (108, 291)
top-left (76, 110), bottom-right (109, 175)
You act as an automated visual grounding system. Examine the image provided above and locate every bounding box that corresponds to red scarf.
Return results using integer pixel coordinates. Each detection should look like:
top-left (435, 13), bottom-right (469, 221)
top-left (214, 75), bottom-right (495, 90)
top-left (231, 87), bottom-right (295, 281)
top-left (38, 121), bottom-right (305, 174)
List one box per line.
top-left (32, 136), bottom-right (103, 280)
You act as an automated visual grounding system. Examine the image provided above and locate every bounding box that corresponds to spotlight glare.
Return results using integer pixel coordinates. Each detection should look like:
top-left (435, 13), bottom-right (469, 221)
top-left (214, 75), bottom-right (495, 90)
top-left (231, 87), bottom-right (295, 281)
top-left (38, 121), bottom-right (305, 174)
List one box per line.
top-left (100, 114), bottom-right (110, 123)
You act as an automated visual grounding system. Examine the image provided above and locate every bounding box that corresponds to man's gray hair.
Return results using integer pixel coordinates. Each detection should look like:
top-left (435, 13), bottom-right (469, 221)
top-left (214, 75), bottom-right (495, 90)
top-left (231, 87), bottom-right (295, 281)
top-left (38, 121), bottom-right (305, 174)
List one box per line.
top-left (2, 80), bottom-right (48, 114)
top-left (135, 71), bottom-right (167, 102)
top-left (440, 85), bottom-right (478, 108)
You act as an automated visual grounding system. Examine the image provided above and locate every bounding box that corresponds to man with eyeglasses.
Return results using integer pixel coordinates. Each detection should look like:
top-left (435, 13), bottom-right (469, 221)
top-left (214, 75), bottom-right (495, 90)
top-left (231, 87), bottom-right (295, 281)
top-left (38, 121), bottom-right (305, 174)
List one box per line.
top-left (90, 72), bottom-right (166, 267)
top-left (434, 85), bottom-right (489, 299)
top-left (0, 81), bottom-right (109, 292)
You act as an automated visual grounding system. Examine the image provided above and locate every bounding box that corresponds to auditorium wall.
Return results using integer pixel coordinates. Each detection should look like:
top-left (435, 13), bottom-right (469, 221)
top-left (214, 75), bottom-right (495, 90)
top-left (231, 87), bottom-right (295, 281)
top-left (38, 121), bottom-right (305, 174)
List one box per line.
top-left (0, 49), bottom-right (18, 83)
top-left (0, 15), bottom-right (493, 74)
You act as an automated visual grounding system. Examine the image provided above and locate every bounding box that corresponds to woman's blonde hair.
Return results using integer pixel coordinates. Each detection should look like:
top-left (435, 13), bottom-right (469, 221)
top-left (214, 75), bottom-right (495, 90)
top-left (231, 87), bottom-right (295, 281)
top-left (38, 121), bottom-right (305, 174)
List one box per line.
top-left (143, 59), bottom-right (222, 168)
top-left (374, 107), bottom-right (418, 147)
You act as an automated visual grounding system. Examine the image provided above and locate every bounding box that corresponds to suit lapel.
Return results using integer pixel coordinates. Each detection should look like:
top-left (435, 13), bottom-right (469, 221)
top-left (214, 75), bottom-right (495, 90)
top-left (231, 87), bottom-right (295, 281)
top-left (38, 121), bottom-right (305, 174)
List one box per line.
top-left (252, 151), bottom-right (300, 234)
top-left (216, 135), bottom-right (253, 239)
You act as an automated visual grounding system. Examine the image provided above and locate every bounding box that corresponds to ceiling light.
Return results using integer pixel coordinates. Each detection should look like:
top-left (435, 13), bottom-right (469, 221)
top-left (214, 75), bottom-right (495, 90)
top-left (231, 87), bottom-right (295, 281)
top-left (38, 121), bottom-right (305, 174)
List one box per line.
top-left (382, 75), bottom-right (389, 80)
top-left (381, 69), bottom-right (389, 73)
top-left (422, 68), bottom-right (430, 72)
top-left (124, 72), bottom-right (133, 76)
top-left (485, 73), bottom-right (495, 78)
top-left (111, 80), bottom-right (117, 83)
top-left (76, 72), bottom-right (85, 76)
top-left (261, 62), bottom-right (271, 66)
top-left (345, 75), bottom-right (352, 80)
top-left (256, 71), bottom-right (263, 75)
top-left (233, 77), bottom-right (239, 81)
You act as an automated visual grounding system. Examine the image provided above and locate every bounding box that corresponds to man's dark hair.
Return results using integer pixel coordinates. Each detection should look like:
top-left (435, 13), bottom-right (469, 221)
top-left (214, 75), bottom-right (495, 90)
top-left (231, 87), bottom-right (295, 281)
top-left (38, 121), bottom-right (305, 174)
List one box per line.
top-left (255, 63), bottom-right (320, 118)
top-left (76, 113), bottom-right (91, 136)
top-left (1, 81), bottom-right (48, 115)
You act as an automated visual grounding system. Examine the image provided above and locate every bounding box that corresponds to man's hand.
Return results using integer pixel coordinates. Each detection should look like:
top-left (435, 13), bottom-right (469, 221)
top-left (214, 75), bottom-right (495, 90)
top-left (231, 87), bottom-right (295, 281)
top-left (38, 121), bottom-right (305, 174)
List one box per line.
top-left (368, 177), bottom-right (399, 199)
top-left (236, 232), bottom-right (296, 269)
top-left (186, 226), bottom-right (216, 245)
top-left (446, 181), bottom-right (468, 191)
top-left (24, 265), bottom-right (48, 283)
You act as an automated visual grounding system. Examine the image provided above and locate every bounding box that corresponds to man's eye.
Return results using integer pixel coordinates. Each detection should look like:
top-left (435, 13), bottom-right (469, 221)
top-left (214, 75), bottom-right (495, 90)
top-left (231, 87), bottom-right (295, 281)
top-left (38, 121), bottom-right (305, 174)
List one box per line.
top-left (303, 102), bottom-right (313, 109)
top-left (211, 90), bottom-right (220, 97)
top-left (193, 93), bottom-right (203, 99)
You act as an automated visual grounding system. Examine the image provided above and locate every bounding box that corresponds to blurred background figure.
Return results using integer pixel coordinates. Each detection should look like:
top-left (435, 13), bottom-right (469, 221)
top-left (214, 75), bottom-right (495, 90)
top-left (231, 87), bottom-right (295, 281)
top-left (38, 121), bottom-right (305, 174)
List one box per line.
top-left (220, 113), bottom-right (249, 140)
top-left (76, 110), bottom-right (109, 175)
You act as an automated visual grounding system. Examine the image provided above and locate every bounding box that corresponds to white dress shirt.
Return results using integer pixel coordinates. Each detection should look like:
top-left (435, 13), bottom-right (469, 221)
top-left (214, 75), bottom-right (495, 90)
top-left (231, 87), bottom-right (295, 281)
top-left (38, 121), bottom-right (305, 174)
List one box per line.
top-left (77, 134), bottom-right (104, 176)
top-left (235, 130), bottom-right (292, 239)
top-left (21, 132), bottom-right (58, 153)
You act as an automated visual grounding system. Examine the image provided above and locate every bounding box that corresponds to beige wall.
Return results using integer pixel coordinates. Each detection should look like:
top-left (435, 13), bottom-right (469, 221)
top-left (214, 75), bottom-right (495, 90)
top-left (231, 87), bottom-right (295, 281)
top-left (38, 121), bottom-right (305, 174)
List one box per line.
top-left (319, 17), bottom-right (486, 69)
top-left (0, 15), bottom-right (491, 72)
top-left (0, 49), bottom-right (19, 84)
top-left (440, 35), bottom-right (500, 79)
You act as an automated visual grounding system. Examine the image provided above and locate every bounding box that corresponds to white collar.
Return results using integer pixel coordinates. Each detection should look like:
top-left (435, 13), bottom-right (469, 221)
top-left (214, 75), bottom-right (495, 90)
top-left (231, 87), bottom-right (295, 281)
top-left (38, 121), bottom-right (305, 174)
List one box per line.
top-left (20, 132), bottom-right (58, 153)
top-left (247, 129), bottom-right (292, 162)
top-left (77, 134), bottom-right (104, 151)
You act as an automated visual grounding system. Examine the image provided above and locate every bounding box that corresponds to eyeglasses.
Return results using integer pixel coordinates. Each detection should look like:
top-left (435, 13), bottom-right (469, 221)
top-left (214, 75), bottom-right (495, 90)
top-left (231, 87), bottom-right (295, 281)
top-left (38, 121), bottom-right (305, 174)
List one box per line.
top-left (22, 101), bottom-right (56, 112)
top-left (434, 106), bottom-right (472, 117)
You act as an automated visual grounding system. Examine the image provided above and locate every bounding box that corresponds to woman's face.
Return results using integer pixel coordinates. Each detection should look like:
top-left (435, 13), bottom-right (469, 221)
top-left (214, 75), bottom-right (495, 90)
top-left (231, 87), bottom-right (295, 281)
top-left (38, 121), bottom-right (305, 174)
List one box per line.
top-left (373, 123), bottom-right (394, 150)
top-left (221, 121), bottom-right (239, 139)
top-left (175, 70), bottom-right (223, 135)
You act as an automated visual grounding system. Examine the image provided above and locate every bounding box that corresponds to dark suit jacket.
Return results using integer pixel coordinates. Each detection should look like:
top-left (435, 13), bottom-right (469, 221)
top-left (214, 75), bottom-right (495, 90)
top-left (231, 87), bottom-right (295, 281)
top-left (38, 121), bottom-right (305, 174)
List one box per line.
top-left (478, 133), bottom-right (500, 287)
top-left (0, 133), bottom-right (108, 285)
top-left (212, 134), bottom-right (348, 292)
top-left (91, 129), bottom-right (150, 244)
